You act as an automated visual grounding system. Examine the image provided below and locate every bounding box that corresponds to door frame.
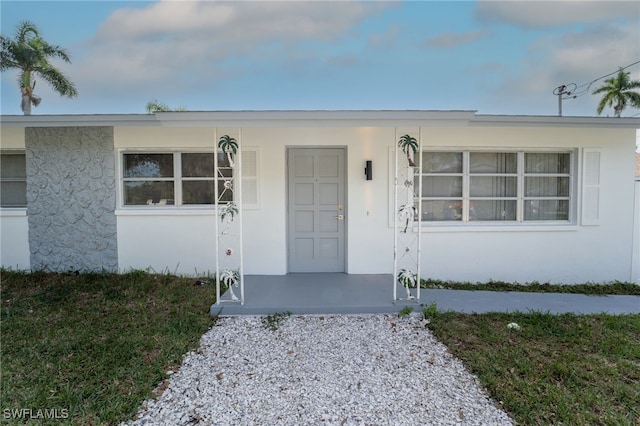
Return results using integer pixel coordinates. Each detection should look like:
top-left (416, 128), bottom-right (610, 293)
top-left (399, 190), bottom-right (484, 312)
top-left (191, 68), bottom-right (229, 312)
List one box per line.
top-left (286, 146), bottom-right (348, 273)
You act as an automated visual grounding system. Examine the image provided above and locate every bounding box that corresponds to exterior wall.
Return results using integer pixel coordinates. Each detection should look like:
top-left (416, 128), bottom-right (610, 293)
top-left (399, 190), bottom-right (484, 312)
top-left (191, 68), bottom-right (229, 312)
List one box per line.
top-left (241, 126), bottom-right (395, 275)
top-left (114, 126), bottom-right (394, 275)
top-left (0, 127), bottom-right (30, 269)
top-left (0, 210), bottom-right (30, 270)
top-left (1, 127), bottom-right (25, 149)
top-left (2, 117), bottom-right (631, 283)
top-left (116, 212), bottom-right (216, 275)
top-left (113, 125), bottom-right (637, 283)
top-left (25, 127), bottom-right (118, 272)
top-left (415, 126), bottom-right (636, 284)
top-left (114, 127), bottom-right (219, 274)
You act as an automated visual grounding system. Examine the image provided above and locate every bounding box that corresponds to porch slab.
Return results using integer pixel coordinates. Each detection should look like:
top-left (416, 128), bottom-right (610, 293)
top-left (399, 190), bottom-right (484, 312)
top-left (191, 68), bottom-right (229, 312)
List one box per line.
top-left (210, 274), bottom-right (640, 316)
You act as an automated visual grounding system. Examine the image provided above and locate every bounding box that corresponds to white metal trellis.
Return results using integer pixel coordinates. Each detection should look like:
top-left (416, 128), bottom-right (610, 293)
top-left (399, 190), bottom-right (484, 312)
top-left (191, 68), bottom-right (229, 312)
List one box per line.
top-left (215, 129), bottom-right (244, 305)
top-left (393, 128), bottom-right (422, 302)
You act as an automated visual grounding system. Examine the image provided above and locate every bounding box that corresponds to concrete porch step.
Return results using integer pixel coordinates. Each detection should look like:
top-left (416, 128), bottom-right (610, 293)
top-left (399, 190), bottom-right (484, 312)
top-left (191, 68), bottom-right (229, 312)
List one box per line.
top-left (210, 274), bottom-right (640, 316)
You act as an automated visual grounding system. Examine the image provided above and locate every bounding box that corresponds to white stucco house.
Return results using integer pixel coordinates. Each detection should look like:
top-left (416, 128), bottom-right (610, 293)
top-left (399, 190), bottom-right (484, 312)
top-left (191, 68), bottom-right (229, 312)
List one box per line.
top-left (1, 110), bottom-right (639, 284)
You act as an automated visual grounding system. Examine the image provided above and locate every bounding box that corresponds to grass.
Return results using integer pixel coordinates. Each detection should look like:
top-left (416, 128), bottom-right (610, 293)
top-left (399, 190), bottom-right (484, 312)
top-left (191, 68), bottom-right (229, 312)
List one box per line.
top-left (398, 305), bottom-right (413, 317)
top-left (421, 279), bottom-right (640, 295)
top-left (0, 269), bottom-right (216, 425)
top-left (424, 307), bottom-right (640, 425)
top-left (2, 271), bottom-right (638, 425)
top-left (262, 311), bottom-right (292, 331)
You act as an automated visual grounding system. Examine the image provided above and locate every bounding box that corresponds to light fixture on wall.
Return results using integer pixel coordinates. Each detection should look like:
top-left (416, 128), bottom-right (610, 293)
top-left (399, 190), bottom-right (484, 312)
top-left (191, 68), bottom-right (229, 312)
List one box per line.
top-left (364, 160), bottom-right (372, 180)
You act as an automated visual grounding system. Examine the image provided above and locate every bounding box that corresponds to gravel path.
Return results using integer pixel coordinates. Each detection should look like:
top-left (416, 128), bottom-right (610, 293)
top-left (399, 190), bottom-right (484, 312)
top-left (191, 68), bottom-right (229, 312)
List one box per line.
top-left (125, 315), bottom-right (513, 425)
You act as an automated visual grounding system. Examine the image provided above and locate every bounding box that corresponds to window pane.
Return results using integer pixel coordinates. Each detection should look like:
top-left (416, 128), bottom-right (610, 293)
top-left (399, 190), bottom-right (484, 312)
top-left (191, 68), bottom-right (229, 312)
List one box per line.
top-left (525, 177), bottom-right (569, 197)
top-left (469, 153), bottom-right (516, 173)
top-left (420, 200), bottom-right (463, 221)
top-left (525, 153), bottom-right (570, 174)
top-left (524, 200), bottom-right (569, 221)
top-left (124, 154), bottom-right (173, 178)
top-left (183, 180), bottom-right (215, 204)
top-left (470, 176), bottom-right (517, 197)
top-left (421, 152), bottom-right (462, 173)
top-left (182, 153), bottom-right (215, 177)
top-left (419, 176), bottom-right (462, 197)
top-left (470, 200), bottom-right (517, 221)
top-left (0, 154), bottom-right (26, 178)
top-left (0, 182), bottom-right (27, 207)
top-left (124, 181), bottom-right (174, 205)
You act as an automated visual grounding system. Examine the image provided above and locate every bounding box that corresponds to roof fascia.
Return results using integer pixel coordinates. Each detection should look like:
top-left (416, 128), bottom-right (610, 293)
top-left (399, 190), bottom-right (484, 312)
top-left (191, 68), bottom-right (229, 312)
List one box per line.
top-left (153, 110), bottom-right (478, 128)
top-left (1, 111), bottom-right (638, 129)
top-left (471, 114), bottom-right (640, 128)
top-left (0, 114), bottom-right (159, 127)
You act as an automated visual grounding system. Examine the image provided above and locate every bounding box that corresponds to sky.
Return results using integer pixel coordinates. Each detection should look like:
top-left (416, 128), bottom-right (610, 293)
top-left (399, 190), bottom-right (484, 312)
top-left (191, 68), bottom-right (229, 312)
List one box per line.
top-left (1, 0), bottom-right (639, 117)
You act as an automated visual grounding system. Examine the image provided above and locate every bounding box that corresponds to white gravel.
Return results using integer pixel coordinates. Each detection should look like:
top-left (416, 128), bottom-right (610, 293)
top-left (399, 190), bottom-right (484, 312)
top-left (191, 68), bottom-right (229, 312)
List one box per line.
top-left (125, 314), bottom-right (513, 426)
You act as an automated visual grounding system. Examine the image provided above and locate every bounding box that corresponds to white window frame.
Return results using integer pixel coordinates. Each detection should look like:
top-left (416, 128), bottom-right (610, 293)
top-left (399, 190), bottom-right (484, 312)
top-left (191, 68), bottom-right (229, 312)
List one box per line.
top-left (117, 148), bottom-right (260, 210)
top-left (119, 150), bottom-right (224, 208)
top-left (0, 150), bottom-right (27, 209)
top-left (399, 148), bottom-right (576, 227)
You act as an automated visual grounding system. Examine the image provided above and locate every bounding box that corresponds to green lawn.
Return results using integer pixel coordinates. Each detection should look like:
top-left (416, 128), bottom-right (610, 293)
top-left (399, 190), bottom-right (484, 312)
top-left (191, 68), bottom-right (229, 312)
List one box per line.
top-left (424, 307), bottom-right (640, 425)
top-left (1, 271), bottom-right (638, 425)
top-left (421, 279), bottom-right (640, 295)
top-left (1, 270), bottom-right (216, 425)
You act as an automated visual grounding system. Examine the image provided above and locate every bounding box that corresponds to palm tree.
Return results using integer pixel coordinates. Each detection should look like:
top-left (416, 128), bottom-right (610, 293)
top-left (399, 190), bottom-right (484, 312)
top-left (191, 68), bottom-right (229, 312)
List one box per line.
top-left (218, 135), bottom-right (238, 167)
top-left (593, 68), bottom-right (640, 117)
top-left (1, 20), bottom-right (77, 115)
top-left (398, 134), bottom-right (419, 166)
top-left (145, 99), bottom-right (187, 113)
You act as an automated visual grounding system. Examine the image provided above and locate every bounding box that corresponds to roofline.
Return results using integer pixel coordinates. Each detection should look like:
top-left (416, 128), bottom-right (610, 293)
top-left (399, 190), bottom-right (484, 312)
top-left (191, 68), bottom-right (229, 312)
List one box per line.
top-left (472, 114), bottom-right (640, 128)
top-left (1, 110), bottom-right (639, 128)
top-left (0, 114), bottom-right (158, 127)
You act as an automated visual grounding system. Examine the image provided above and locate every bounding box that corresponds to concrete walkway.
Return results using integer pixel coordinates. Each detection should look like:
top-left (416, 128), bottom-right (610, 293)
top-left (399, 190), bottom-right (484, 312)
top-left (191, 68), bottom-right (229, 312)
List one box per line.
top-left (211, 274), bottom-right (640, 316)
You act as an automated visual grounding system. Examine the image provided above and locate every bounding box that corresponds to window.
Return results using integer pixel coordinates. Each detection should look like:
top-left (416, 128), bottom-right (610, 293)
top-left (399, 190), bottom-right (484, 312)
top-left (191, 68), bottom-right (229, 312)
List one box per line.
top-left (416, 151), bottom-right (572, 223)
top-left (0, 152), bottom-right (27, 208)
top-left (122, 152), bottom-right (232, 206)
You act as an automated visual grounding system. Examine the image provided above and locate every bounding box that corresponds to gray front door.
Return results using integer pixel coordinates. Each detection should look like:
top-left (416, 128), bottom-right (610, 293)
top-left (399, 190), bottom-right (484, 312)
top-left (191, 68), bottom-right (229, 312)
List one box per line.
top-left (287, 148), bottom-right (346, 272)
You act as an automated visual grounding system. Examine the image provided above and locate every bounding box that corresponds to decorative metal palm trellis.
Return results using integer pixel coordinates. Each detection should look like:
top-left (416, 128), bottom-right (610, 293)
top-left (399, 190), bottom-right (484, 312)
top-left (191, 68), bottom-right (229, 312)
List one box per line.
top-left (393, 129), bottom-right (423, 302)
top-left (214, 131), bottom-right (244, 306)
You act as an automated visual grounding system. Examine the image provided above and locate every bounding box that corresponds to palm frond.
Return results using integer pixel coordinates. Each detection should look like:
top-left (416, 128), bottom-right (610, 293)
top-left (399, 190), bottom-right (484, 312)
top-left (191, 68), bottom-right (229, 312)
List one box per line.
top-left (38, 43), bottom-right (72, 63)
top-left (35, 64), bottom-right (77, 97)
top-left (593, 68), bottom-right (640, 116)
top-left (15, 21), bottom-right (39, 43)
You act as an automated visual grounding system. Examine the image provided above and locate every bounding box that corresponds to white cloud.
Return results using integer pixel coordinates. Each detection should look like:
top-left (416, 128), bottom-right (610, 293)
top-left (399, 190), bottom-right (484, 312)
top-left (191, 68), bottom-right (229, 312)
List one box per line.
top-left (487, 20), bottom-right (640, 116)
top-left (476, 0), bottom-right (639, 28)
top-left (95, 1), bottom-right (386, 43)
top-left (74, 1), bottom-right (390, 97)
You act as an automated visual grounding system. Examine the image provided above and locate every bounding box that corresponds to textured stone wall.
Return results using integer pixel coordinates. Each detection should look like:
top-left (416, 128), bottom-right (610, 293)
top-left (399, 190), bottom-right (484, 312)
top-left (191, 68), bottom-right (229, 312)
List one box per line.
top-left (25, 127), bottom-right (118, 272)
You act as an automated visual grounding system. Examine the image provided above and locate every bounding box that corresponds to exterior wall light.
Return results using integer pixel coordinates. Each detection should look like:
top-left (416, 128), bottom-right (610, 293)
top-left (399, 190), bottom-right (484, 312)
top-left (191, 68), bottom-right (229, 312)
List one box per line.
top-left (365, 160), bottom-right (373, 180)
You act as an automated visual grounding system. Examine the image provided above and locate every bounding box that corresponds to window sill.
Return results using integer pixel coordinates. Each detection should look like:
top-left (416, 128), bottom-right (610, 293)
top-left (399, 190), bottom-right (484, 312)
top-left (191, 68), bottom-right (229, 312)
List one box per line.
top-left (413, 223), bottom-right (578, 233)
top-left (0, 208), bottom-right (27, 217)
top-left (115, 207), bottom-right (218, 217)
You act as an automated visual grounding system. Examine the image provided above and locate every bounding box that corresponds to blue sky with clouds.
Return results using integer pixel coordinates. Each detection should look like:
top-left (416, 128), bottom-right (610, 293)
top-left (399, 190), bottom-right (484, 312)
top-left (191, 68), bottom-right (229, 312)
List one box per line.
top-left (1, 0), bottom-right (639, 117)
